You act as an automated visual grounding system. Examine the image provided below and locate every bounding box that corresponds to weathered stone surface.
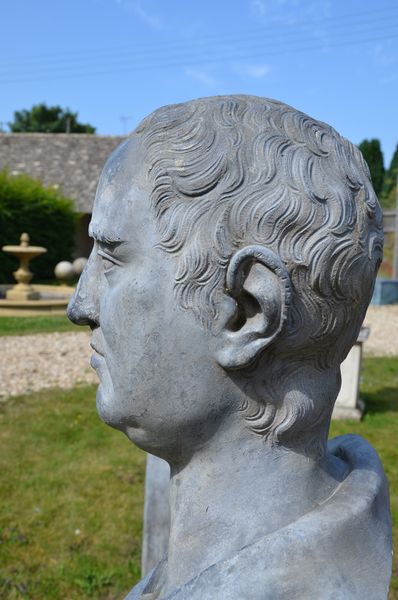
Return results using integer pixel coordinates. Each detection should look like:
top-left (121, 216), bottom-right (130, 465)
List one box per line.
top-left (67, 96), bottom-right (392, 599)
top-left (141, 454), bottom-right (170, 577)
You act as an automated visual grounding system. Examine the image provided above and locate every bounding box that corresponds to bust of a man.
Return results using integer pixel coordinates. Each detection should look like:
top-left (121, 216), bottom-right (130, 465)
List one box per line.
top-left (68, 95), bottom-right (392, 599)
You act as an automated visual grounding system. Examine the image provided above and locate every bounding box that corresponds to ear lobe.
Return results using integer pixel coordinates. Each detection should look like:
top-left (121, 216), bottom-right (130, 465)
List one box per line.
top-left (213, 245), bottom-right (291, 369)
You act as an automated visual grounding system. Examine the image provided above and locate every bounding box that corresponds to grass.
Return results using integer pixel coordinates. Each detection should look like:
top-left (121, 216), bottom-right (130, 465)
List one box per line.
top-left (0, 386), bottom-right (145, 599)
top-left (0, 316), bottom-right (82, 336)
top-left (330, 356), bottom-right (398, 599)
top-left (0, 357), bottom-right (397, 598)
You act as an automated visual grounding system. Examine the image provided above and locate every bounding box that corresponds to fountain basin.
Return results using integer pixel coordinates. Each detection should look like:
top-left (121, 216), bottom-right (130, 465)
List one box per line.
top-left (1, 233), bottom-right (75, 315)
top-left (0, 284), bottom-right (74, 316)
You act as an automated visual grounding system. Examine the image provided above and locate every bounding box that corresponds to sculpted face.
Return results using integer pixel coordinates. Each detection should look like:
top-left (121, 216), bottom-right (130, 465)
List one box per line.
top-left (68, 95), bottom-right (383, 463)
top-left (68, 137), bottom-right (236, 459)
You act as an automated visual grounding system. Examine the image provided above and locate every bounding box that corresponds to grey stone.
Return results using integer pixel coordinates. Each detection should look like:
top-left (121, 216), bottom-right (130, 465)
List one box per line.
top-left (141, 455), bottom-right (170, 577)
top-left (0, 133), bottom-right (124, 213)
top-left (67, 95), bottom-right (392, 599)
top-left (332, 326), bottom-right (369, 420)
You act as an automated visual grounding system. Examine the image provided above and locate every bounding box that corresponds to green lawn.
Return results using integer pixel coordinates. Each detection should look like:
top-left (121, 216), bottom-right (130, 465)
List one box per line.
top-left (0, 316), bottom-right (82, 336)
top-left (0, 357), bottom-right (397, 599)
top-left (0, 386), bottom-right (145, 599)
top-left (330, 357), bottom-right (398, 599)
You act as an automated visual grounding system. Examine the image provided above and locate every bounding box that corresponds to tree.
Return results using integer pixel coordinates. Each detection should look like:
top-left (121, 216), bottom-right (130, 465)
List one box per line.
top-left (380, 143), bottom-right (398, 210)
top-left (358, 139), bottom-right (384, 197)
top-left (8, 103), bottom-right (96, 134)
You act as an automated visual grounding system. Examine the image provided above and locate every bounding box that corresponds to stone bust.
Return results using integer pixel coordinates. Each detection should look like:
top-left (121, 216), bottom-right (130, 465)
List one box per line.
top-left (68, 95), bottom-right (392, 599)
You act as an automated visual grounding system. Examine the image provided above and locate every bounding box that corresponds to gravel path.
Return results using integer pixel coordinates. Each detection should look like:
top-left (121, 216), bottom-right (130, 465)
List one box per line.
top-left (0, 331), bottom-right (96, 401)
top-left (0, 305), bottom-right (397, 401)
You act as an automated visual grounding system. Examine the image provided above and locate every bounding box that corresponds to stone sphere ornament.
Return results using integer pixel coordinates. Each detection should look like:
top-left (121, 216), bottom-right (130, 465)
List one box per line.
top-left (67, 96), bottom-right (392, 599)
top-left (54, 260), bottom-right (74, 284)
top-left (72, 257), bottom-right (88, 276)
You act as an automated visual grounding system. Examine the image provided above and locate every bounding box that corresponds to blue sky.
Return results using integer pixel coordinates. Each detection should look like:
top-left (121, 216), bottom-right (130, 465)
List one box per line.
top-left (1, 0), bottom-right (397, 166)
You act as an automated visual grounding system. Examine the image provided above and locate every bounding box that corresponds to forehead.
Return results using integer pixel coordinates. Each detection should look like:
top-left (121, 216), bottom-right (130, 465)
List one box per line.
top-left (100, 136), bottom-right (142, 188)
top-left (90, 136), bottom-right (148, 241)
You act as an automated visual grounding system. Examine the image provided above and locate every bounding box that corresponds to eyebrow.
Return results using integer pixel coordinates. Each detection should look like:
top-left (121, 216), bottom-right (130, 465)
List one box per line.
top-left (89, 223), bottom-right (124, 244)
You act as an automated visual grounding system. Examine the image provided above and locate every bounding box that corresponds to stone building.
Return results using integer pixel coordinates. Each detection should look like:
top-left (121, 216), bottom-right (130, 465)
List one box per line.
top-left (0, 133), bottom-right (125, 256)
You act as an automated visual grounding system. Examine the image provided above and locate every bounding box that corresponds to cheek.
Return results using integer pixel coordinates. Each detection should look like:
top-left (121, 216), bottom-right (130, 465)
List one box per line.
top-left (100, 273), bottom-right (167, 371)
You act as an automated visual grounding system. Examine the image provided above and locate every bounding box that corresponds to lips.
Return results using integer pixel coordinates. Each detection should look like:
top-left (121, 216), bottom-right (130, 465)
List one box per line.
top-left (90, 329), bottom-right (105, 357)
top-left (90, 331), bottom-right (106, 373)
top-left (90, 351), bottom-right (105, 370)
top-left (90, 339), bottom-right (105, 371)
top-left (90, 342), bottom-right (104, 357)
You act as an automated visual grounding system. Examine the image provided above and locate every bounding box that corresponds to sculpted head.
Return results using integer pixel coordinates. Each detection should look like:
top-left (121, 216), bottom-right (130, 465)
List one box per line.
top-left (68, 95), bottom-right (383, 462)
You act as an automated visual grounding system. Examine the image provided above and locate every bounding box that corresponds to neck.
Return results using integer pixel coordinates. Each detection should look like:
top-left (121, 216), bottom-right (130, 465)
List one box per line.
top-left (163, 413), bottom-right (346, 595)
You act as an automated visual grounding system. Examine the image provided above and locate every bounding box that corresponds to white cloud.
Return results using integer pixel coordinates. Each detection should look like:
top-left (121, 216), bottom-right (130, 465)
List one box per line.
top-left (249, 0), bottom-right (331, 26)
top-left (115, 0), bottom-right (162, 29)
top-left (379, 73), bottom-right (398, 86)
top-left (185, 68), bottom-right (219, 87)
top-left (233, 62), bottom-right (271, 79)
top-left (250, 0), bottom-right (267, 16)
top-left (372, 42), bottom-right (397, 69)
top-left (246, 64), bottom-right (270, 78)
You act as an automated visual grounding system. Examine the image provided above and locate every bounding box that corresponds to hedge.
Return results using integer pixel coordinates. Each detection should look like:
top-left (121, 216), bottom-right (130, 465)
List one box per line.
top-left (0, 170), bottom-right (77, 283)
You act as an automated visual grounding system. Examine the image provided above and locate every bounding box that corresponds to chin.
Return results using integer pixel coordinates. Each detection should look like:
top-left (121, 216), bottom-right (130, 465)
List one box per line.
top-left (124, 424), bottom-right (155, 451)
top-left (124, 425), bottom-right (175, 461)
top-left (95, 386), bottom-right (179, 460)
top-left (95, 385), bottom-right (127, 432)
top-left (95, 385), bottom-right (153, 439)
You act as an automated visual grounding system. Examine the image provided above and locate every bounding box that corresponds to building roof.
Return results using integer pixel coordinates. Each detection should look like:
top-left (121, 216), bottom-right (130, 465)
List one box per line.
top-left (0, 133), bottom-right (126, 213)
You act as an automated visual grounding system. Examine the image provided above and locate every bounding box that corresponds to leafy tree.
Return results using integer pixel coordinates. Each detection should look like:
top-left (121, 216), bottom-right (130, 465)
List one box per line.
top-left (358, 139), bottom-right (385, 197)
top-left (8, 103), bottom-right (96, 134)
top-left (380, 143), bottom-right (398, 210)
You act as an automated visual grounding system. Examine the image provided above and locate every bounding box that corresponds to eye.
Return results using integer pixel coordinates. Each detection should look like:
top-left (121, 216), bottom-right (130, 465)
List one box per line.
top-left (97, 245), bottom-right (124, 273)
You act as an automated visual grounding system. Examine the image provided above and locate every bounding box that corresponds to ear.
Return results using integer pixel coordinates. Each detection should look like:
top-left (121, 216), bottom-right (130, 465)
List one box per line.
top-left (212, 245), bottom-right (292, 369)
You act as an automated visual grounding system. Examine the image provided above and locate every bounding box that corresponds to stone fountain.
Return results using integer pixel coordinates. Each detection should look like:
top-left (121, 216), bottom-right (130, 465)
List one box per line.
top-left (0, 233), bottom-right (74, 316)
top-left (2, 233), bottom-right (47, 301)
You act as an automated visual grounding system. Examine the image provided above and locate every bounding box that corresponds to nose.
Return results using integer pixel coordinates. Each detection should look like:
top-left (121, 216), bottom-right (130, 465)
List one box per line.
top-left (67, 251), bottom-right (100, 328)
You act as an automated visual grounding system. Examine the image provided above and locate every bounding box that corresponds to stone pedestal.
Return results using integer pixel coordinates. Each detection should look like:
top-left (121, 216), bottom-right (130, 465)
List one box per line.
top-left (6, 282), bottom-right (40, 301)
top-left (141, 454), bottom-right (171, 577)
top-left (332, 327), bottom-right (369, 420)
